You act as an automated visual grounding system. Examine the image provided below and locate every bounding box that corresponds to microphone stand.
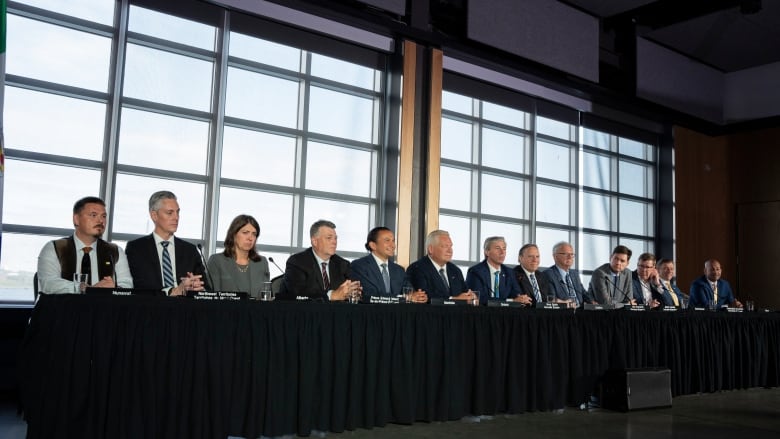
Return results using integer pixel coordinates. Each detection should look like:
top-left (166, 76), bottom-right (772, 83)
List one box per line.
top-left (196, 244), bottom-right (215, 292)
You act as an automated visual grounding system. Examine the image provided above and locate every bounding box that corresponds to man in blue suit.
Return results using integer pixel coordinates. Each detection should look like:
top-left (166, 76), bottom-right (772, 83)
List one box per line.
top-left (405, 230), bottom-right (475, 303)
top-left (689, 259), bottom-right (743, 308)
top-left (657, 258), bottom-right (686, 307)
top-left (541, 241), bottom-right (592, 307)
top-left (351, 227), bottom-right (427, 302)
top-left (465, 236), bottom-right (523, 305)
top-left (631, 253), bottom-right (663, 308)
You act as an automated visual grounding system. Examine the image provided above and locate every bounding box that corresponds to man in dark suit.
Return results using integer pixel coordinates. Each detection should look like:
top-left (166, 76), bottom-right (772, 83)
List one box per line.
top-left (466, 236), bottom-right (522, 305)
top-left (542, 241), bottom-right (591, 307)
top-left (512, 243), bottom-right (552, 306)
top-left (405, 230), bottom-right (475, 303)
top-left (351, 227), bottom-right (425, 302)
top-left (631, 253), bottom-right (663, 308)
top-left (277, 219), bottom-right (359, 301)
top-left (657, 258), bottom-right (686, 307)
top-left (689, 259), bottom-right (742, 308)
top-left (125, 191), bottom-right (207, 296)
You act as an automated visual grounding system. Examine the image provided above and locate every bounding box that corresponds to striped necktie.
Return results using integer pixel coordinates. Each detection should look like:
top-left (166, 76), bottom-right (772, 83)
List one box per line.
top-left (161, 241), bottom-right (175, 288)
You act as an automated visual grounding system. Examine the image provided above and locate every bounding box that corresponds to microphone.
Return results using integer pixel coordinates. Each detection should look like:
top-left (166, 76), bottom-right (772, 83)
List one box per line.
top-left (606, 272), bottom-right (632, 305)
top-left (196, 244), bottom-right (215, 291)
top-left (268, 257), bottom-right (284, 275)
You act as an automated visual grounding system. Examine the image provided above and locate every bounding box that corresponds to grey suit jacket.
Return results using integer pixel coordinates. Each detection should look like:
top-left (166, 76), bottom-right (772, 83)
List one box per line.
top-left (588, 263), bottom-right (634, 304)
top-left (206, 252), bottom-right (269, 298)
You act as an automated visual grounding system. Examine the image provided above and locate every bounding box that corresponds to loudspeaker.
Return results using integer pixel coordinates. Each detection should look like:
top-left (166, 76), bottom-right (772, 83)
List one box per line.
top-left (601, 368), bottom-right (672, 411)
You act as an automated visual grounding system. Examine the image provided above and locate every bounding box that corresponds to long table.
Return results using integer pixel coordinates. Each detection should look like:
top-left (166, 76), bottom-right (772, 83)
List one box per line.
top-left (18, 295), bottom-right (780, 438)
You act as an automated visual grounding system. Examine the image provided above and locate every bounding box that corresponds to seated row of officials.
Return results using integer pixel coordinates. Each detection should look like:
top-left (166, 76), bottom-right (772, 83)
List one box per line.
top-left (37, 194), bottom-right (741, 309)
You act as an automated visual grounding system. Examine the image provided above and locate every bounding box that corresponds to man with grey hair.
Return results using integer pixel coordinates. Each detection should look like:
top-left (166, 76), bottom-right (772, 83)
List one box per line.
top-left (125, 190), bottom-right (207, 295)
top-left (541, 241), bottom-right (591, 306)
top-left (277, 219), bottom-right (360, 301)
top-left (405, 229), bottom-right (475, 302)
top-left (465, 236), bottom-right (522, 305)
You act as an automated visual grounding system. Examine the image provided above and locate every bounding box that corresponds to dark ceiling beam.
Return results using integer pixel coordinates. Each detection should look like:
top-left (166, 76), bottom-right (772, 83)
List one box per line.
top-left (603, 0), bottom-right (745, 32)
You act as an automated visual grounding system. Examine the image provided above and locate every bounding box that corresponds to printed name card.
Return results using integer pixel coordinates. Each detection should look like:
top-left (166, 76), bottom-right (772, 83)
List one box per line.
top-left (188, 291), bottom-right (247, 301)
top-left (369, 296), bottom-right (400, 304)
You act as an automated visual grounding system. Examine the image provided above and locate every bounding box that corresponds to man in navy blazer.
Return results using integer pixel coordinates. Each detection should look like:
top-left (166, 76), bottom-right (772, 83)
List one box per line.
top-left (631, 253), bottom-right (663, 308)
top-left (466, 236), bottom-right (522, 305)
top-left (351, 227), bottom-right (424, 302)
top-left (541, 241), bottom-right (592, 306)
top-left (125, 191), bottom-right (207, 296)
top-left (405, 230), bottom-right (475, 303)
top-left (512, 243), bottom-right (552, 306)
top-left (689, 259), bottom-right (742, 308)
top-left (657, 258), bottom-right (686, 307)
top-left (277, 220), bottom-right (359, 301)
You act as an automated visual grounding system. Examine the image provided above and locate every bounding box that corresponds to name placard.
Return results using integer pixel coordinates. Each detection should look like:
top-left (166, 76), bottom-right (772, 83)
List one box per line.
top-left (726, 307), bottom-right (744, 313)
top-left (369, 296), bottom-right (400, 304)
top-left (186, 291), bottom-right (247, 301)
top-left (662, 306), bottom-right (678, 312)
top-left (430, 298), bottom-right (467, 306)
top-left (535, 302), bottom-right (569, 310)
top-left (487, 300), bottom-right (523, 307)
top-left (85, 287), bottom-right (164, 297)
top-left (626, 305), bottom-right (647, 312)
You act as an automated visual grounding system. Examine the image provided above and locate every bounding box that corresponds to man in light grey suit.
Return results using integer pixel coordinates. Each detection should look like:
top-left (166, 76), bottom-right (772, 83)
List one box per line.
top-left (588, 245), bottom-right (635, 306)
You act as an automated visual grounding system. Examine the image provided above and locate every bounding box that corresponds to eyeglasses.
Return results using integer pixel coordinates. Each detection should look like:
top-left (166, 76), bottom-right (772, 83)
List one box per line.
top-left (556, 253), bottom-right (575, 257)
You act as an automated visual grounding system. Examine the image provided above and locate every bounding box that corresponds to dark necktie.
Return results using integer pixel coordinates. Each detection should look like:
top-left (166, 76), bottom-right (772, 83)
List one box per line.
top-left (439, 268), bottom-right (449, 288)
top-left (81, 246), bottom-right (92, 285)
top-left (381, 263), bottom-right (391, 293)
top-left (161, 241), bottom-right (175, 288)
top-left (321, 262), bottom-right (330, 290)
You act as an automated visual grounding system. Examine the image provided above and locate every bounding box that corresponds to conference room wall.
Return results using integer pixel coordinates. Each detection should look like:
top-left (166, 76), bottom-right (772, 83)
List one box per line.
top-left (674, 124), bottom-right (780, 308)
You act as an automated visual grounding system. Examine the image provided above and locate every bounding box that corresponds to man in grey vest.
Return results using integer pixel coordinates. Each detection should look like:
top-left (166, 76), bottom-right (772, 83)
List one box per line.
top-left (36, 196), bottom-right (133, 293)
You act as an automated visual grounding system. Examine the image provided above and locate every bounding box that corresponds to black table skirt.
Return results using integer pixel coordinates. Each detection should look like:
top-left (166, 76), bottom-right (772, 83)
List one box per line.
top-left (17, 295), bottom-right (780, 438)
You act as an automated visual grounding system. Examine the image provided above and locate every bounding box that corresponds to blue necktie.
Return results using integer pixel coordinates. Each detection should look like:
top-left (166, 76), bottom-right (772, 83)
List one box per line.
top-left (529, 273), bottom-right (541, 302)
top-left (161, 241), bottom-right (175, 288)
top-left (493, 271), bottom-right (500, 298)
top-left (565, 273), bottom-right (578, 305)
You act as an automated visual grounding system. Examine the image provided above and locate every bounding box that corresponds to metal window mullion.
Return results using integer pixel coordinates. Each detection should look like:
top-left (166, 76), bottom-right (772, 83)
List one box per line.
top-left (103, 0), bottom-right (130, 239)
top-left (292, 51), bottom-right (312, 248)
top-left (202, 10), bottom-right (231, 255)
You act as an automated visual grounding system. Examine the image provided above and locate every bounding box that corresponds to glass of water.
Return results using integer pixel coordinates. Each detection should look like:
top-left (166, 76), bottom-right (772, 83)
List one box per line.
top-left (73, 273), bottom-right (89, 294)
top-left (260, 281), bottom-right (273, 301)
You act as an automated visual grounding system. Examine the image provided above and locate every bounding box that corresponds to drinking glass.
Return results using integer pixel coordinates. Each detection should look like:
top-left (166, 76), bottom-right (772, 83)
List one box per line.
top-left (745, 300), bottom-right (755, 312)
top-left (73, 273), bottom-right (89, 294)
top-left (260, 281), bottom-right (273, 301)
top-left (402, 286), bottom-right (413, 303)
top-left (471, 290), bottom-right (480, 306)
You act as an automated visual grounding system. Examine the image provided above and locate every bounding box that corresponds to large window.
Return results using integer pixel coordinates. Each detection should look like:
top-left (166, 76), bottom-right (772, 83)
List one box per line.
top-left (441, 74), bottom-right (658, 280)
top-left (0, 0), bottom-right (392, 302)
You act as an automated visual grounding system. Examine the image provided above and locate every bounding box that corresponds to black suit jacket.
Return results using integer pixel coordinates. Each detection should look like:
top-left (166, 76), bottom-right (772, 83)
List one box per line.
top-left (405, 256), bottom-right (467, 300)
top-left (277, 248), bottom-right (351, 301)
top-left (513, 266), bottom-right (552, 305)
top-left (349, 254), bottom-right (405, 299)
top-left (125, 234), bottom-right (207, 291)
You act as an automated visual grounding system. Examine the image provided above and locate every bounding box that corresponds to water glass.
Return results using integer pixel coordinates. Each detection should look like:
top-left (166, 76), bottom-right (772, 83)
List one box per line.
top-left (73, 273), bottom-right (89, 294)
top-left (546, 293), bottom-right (555, 304)
top-left (402, 286), bottom-right (414, 303)
top-left (745, 300), bottom-right (755, 312)
top-left (260, 281), bottom-right (273, 301)
top-left (471, 290), bottom-right (480, 306)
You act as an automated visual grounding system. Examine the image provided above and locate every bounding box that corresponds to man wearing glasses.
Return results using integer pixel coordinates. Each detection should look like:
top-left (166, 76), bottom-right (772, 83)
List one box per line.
top-left (542, 241), bottom-right (592, 306)
top-left (36, 196), bottom-right (133, 294)
top-left (631, 253), bottom-right (663, 308)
